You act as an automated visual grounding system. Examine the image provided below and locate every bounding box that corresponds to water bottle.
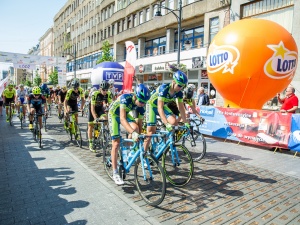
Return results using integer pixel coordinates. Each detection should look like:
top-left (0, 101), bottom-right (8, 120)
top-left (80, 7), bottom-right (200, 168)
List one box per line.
top-left (122, 148), bottom-right (128, 162)
top-left (94, 130), bottom-right (99, 137)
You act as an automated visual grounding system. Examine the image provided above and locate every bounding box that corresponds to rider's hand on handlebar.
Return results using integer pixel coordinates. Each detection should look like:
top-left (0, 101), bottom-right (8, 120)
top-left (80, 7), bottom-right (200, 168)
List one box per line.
top-left (184, 122), bottom-right (190, 129)
top-left (165, 123), bottom-right (173, 132)
top-left (132, 131), bottom-right (139, 142)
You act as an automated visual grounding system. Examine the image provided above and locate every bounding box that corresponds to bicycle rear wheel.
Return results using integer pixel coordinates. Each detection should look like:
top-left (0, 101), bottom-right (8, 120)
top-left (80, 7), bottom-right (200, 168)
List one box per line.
top-left (162, 144), bottom-right (194, 187)
top-left (74, 122), bottom-right (82, 148)
top-left (134, 154), bottom-right (166, 206)
top-left (103, 144), bottom-right (114, 180)
top-left (20, 114), bottom-right (23, 129)
top-left (38, 129), bottom-right (42, 148)
top-left (188, 132), bottom-right (207, 161)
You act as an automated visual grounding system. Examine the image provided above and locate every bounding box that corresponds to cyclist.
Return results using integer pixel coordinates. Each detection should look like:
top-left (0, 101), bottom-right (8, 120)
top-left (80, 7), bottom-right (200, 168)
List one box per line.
top-left (143, 70), bottom-right (190, 152)
top-left (108, 84), bottom-right (150, 185)
top-left (3, 83), bottom-right (16, 122)
top-left (88, 81), bottom-right (112, 152)
top-left (16, 84), bottom-right (28, 120)
top-left (54, 85), bottom-right (61, 104)
top-left (57, 86), bottom-right (67, 120)
top-left (40, 83), bottom-right (50, 109)
top-left (27, 86), bottom-right (48, 130)
top-left (64, 79), bottom-right (85, 125)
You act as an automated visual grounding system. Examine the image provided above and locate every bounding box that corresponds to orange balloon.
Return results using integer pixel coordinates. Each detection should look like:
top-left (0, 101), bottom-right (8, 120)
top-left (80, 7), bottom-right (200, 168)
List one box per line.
top-left (207, 18), bottom-right (298, 109)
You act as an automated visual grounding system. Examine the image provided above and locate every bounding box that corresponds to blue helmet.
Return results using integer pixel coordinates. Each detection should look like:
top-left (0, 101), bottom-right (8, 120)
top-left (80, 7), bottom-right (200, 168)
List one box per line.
top-left (40, 83), bottom-right (48, 90)
top-left (173, 70), bottom-right (188, 87)
top-left (135, 84), bottom-right (150, 103)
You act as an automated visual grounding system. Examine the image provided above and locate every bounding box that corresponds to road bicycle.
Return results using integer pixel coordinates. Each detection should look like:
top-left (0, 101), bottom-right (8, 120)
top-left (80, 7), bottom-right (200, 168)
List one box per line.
top-left (64, 111), bottom-right (82, 148)
top-left (82, 100), bottom-right (89, 117)
top-left (103, 134), bottom-right (166, 206)
top-left (150, 125), bottom-right (194, 187)
top-left (6, 102), bottom-right (15, 126)
top-left (186, 117), bottom-right (207, 161)
top-left (86, 119), bottom-right (111, 152)
top-left (42, 112), bottom-right (48, 132)
top-left (32, 112), bottom-right (43, 149)
top-left (18, 103), bottom-right (25, 129)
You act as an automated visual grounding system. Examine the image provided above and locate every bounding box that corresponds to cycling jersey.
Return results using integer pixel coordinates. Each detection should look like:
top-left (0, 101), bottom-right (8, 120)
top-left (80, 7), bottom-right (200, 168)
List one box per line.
top-left (54, 89), bottom-right (61, 96)
top-left (58, 90), bottom-right (67, 102)
top-left (27, 94), bottom-right (46, 108)
top-left (91, 91), bottom-right (111, 109)
top-left (148, 83), bottom-right (184, 106)
top-left (65, 87), bottom-right (84, 105)
top-left (17, 89), bottom-right (28, 104)
top-left (108, 93), bottom-right (145, 139)
top-left (3, 88), bottom-right (16, 98)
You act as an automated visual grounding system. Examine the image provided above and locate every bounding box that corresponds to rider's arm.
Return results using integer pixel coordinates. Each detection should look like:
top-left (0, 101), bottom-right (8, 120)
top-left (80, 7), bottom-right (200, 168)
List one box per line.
top-left (190, 99), bottom-right (201, 118)
top-left (120, 107), bottom-right (135, 134)
top-left (90, 93), bottom-right (98, 119)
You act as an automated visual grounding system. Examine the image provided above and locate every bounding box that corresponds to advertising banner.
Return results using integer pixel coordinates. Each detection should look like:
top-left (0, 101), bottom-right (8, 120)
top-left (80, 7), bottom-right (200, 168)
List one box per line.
top-left (196, 106), bottom-right (292, 148)
top-left (288, 115), bottom-right (300, 152)
top-left (123, 41), bottom-right (136, 93)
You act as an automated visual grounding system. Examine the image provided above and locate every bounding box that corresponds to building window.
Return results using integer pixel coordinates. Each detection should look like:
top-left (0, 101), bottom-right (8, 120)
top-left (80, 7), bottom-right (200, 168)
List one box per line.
top-left (145, 36), bottom-right (166, 57)
top-left (209, 17), bottom-right (219, 44)
top-left (168, 0), bottom-right (174, 10)
top-left (139, 11), bottom-right (144, 24)
top-left (133, 14), bottom-right (137, 27)
top-left (146, 8), bottom-right (150, 21)
top-left (175, 26), bottom-right (204, 50)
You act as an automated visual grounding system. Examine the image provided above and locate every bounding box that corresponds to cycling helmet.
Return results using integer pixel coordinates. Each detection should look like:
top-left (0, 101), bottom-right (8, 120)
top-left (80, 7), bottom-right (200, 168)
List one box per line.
top-left (173, 70), bottom-right (188, 87)
top-left (62, 86), bottom-right (67, 90)
top-left (8, 82), bottom-right (14, 87)
top-left (188, 84), bottom-right (196, 89)
top-left (32, 86), bottom-right (41, 95)
top-left (19, 84), bottom-right (24, 88)
top-left (71, 79), bottom-right (80, 88)
top-left (40, 83), bottom-right (48, 89)
top-left (148, 86), bottom-right (155, 92)
top-left (108, 79), bottom-right (115, 85)
top-left (90, 87), bottom-right (97, 93)
top-left (135, 84), bottom-right (150, 103)
top-left (184, 87), bottom-right (194, 99)
top-left (100, 81), bottom-right (110, 90)
top-left (154, 82), bottom-right (159, 87)
top-left (56, 85), bottom-right (60, 89)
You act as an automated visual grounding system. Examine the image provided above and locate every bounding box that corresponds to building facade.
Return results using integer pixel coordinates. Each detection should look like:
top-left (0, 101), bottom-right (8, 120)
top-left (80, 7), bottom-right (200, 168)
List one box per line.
top-left (52, 0), bottom-right (299, 107)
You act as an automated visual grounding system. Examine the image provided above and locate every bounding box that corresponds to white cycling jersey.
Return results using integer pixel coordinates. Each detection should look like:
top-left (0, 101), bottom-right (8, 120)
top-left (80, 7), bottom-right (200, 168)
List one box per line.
top-left (17, 89), bottom-right (28, 103)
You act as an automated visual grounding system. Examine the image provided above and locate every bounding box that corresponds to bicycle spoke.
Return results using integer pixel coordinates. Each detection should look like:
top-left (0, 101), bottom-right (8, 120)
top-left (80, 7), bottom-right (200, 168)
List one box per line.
top-left (134, 154), bottom-right (166, 206)
top-left (162, 144), bottom-right (194, 186)
top-left (189, 133), bottom-right (207, 161)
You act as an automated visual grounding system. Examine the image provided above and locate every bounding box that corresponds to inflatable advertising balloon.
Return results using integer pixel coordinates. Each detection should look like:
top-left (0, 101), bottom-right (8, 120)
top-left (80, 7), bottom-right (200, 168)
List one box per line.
top-left (207, 18), bottom-right (298, 109)
top-left (91, 62), bottom-right (124, 90)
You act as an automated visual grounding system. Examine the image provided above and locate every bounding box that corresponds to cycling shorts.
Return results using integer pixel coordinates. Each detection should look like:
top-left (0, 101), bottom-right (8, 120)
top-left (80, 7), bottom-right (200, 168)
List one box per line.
top-left (88, 108), bottom-right (106, 124)
top-left (108, 113), bottom-right (135, 140)
top-left (18, 97), bottom-right (26, 104)
top-left (146, 103), bottom-right (173, 127)
top-left (5, 98), bottom-right (14, 106)
top-left (67, 103), bottom-right (78, 113)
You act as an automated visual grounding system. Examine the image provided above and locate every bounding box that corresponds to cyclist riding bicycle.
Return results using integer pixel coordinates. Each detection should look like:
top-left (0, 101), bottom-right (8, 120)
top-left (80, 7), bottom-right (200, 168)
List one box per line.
top-left (16, 84), bottom-right (28, 119)
top-left (143, 70), bottom-right (190, 152)
top-left (88, 80), bottom-right (113, 152)
top-left (108, 83), bottom-right (150, 185)
top-left (27, 86), bottom-right (48, 130)
top-left (64, 79), bottom-right (85, 124)
top-left (57, 86), bottom-right (67, 119)
top-left (54, 85), bottom-right (61, 104)
top-left (108, 79), bottom-right (116, 100)
top-left (3, 83), bottom-right (16, 122)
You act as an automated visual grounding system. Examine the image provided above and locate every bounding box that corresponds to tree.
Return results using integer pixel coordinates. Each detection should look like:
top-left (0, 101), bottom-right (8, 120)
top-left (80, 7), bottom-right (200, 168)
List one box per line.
top-left (48, 70), bottom-right (58, 86)
top-left (33, 71), bottom-right (42, 87)
top-left (96, 40), bottom-right (114, 64)
top-left (21, 79), bottom-right (32, 87)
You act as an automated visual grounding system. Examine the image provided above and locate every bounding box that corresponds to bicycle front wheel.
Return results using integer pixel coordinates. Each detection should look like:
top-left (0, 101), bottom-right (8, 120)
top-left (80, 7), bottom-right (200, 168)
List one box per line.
top-left (74, 122), bottom-right (82, 148)
top-left (20, 114), bottom-right (23, 129)
top-left (38, 129), bottom-right (42, 148)
top-left (134, 154), bottom-right (166, 206)
top-left (162, 144), bottom-right (194, 187)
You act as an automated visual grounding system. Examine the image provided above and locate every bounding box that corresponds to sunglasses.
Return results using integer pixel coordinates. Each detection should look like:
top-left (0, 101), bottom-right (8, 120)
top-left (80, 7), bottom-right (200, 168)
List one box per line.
top-left (34, 94), bottom-right (40, 97)
top-left (177, 84), bottom-right (185, 88)
top-left (102, 89), bottom-right (108, 91)
top-left (74, 88), bottom-right (79, 90)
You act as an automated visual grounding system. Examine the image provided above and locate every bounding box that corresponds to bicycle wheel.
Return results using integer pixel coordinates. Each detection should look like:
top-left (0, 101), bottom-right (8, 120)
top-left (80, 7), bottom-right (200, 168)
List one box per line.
top-left (134, 154), bottom-right (166, 206)
top-left (74, 122), bottom-right (82, 148)
top-left (20, 114), bottom-right (23, 129)
top-left (103, 144), bottom-right (115, 180)
top-left (162, 144), bottom-right (194, 187)
top-left (9, 105), bottom-right (12, 126)
top-left (189, 132), bottom-right (207, 161)
top-left (38, 129), bottom-right (42, 148)
top-left (102, 129), bottom-right (111, 149)
top-left (43, 116), bottom-right (47, 132)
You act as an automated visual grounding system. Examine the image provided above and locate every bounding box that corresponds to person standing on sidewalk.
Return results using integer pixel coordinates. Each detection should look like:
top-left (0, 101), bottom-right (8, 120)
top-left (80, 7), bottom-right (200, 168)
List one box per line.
top-left (277, 86), bottom-right (299, 113)
top-left (197, 87), bottom-right (210, 106)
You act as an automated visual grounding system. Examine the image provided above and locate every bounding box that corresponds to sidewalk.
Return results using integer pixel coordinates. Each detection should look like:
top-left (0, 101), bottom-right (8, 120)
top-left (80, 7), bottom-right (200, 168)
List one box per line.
top-left (0, 115), bottom-right (159, 225)
top-left (1, 113), bottom-right (300, 224)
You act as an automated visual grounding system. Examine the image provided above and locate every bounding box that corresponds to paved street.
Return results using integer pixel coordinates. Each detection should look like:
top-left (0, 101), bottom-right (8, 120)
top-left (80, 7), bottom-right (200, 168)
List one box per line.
top-left (1, 109), bottom-right (300, 225)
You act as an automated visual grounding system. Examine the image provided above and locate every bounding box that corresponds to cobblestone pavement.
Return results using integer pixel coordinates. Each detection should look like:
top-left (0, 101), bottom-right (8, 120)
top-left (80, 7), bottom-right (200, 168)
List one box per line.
top-left (1, 110), bottom-right (300, 225)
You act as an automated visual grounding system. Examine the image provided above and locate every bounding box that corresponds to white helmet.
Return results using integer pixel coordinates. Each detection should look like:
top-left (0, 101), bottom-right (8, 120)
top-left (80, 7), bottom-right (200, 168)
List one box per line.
top-left (108, 79), bottom-right (115, 85)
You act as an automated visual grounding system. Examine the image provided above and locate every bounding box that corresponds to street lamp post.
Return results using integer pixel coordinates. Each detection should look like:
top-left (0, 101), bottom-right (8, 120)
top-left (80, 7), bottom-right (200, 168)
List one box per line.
top-left (155, 0), bottom-right (190, 66)
top-left (63, 45), bottom-right (77, 79)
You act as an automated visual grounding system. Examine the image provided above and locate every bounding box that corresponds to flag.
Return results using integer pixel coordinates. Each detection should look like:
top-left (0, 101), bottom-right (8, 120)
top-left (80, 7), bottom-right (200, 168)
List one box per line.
top-left (0, 76), bottom-right (9, 97)
top-left (122, 41), bottom-right (136, 93)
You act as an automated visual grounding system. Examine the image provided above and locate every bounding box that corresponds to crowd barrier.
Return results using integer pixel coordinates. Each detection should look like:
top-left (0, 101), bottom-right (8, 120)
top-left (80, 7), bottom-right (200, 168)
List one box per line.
top-left (187, 106), bottom-right (300, 153)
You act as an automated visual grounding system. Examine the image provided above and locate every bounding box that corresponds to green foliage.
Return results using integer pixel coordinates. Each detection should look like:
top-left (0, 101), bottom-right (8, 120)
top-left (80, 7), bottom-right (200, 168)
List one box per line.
top-left (96, 40), bottom-right (114, 64)
top-left (33, 71), bottom-right (42, 87)
top-left (21, 79), bottom-right (32, 87)
top-left (48, 70), bottom-right (58, 86)
top-left (168, 63), bottom-right (187, 73)
top-left (63, 33), bottom-right (72, 51)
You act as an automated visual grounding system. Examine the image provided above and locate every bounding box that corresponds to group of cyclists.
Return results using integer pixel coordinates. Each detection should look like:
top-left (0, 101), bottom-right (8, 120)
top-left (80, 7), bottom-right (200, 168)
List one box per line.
top-left (2, 69), bottom-right (204, 185)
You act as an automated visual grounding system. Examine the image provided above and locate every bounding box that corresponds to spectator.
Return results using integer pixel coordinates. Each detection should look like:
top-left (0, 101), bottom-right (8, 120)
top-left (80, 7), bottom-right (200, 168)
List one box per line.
top-left (197, 87), bottom-right (210, 106)
top-left (277, 86), bottom-right (299, 113)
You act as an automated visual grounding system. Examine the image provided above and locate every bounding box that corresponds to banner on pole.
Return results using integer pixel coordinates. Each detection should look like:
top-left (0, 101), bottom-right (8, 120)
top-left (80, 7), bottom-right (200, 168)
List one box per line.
top-left (122, 41), bottom-right (136, 93)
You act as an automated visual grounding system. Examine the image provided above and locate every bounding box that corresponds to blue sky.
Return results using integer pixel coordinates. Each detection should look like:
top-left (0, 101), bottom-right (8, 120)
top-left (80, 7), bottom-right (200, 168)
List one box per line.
top-left (0, 0), bottom-right (67, 71)
top-left (0, 0), bottom-right (67, 54)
